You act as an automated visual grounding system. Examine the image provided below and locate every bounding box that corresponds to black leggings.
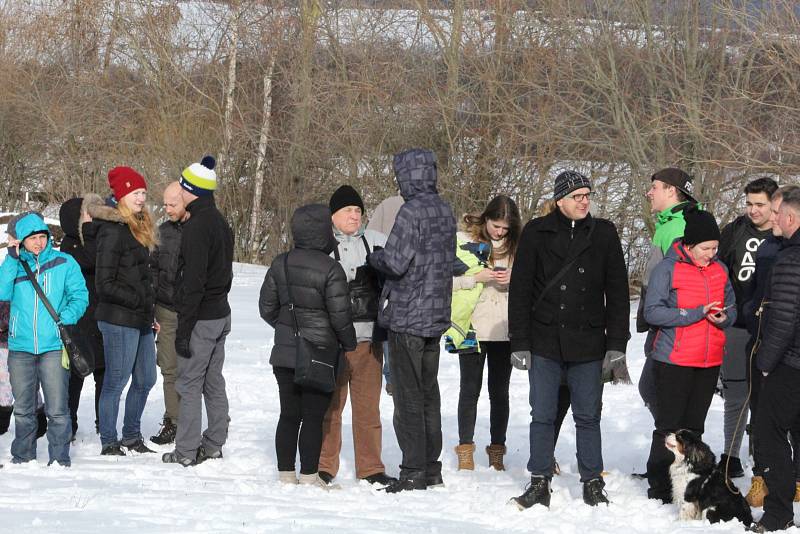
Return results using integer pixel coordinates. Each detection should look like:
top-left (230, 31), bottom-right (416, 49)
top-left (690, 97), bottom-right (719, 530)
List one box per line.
top-left (457, 341), bottom-right (512, 445)
top-left (273, 366), bottom-right (333, 474)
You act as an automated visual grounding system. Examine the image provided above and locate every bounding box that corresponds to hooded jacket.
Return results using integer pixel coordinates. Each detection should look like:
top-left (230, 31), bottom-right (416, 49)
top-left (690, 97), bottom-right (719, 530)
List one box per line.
top-left (259, 204), bottom-right (357, 369)
top-left (85, 193), bottom-right (156, 329)
top-left (368, 149), bottom-right (457, 338)
top-left (0, 213), bottom-right (88, 354)
top-left (644, 241), bottom-right (736, 368)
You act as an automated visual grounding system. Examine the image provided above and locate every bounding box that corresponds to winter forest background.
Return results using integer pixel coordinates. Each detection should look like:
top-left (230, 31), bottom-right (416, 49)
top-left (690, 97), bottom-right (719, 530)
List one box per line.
top-left (2, 0), bottom-right (800, 283)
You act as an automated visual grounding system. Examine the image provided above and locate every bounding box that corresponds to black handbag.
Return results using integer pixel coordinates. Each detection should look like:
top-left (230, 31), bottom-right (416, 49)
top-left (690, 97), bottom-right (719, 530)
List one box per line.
top-left (20, 260), bottom-right (94, 378)
top-left (333, 236), bottom-right (381, 322)
top-left (283, 252), bottom-right (340, 393)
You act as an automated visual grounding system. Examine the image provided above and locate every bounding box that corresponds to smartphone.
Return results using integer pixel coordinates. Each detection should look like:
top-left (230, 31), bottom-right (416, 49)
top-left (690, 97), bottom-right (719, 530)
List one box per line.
top-left (492, 266), bottom-right (507, 272)
top-left (710, 304), bottom-right (734, 317)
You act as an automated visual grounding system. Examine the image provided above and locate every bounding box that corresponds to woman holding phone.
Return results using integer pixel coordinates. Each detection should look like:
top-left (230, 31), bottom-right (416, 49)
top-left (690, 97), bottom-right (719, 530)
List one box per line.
top-left (642, 207), bottom-right (736, 503)
top-left (452, 195), bottom-right (521, 471)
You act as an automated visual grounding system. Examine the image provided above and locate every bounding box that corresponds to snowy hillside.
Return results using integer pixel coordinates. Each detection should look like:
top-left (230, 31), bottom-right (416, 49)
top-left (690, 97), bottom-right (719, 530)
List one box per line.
top-left (0, 262), bottom-right (771, 533)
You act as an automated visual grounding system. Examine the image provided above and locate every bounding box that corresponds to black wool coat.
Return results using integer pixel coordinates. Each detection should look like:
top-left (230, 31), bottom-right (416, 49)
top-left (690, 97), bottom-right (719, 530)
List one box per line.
top-left (508, 209), bottom-right (630, 362)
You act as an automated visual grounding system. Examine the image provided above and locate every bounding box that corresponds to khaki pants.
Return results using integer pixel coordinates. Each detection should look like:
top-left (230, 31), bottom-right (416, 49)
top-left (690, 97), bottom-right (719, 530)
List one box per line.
top-left (318, 341), bottom-right (385, 479)
top-left (155, 305), bottom-right (179, 421)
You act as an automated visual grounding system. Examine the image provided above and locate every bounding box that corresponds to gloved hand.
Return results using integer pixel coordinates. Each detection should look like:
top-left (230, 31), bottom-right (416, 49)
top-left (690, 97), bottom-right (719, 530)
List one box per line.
top-left (176, 337), bottom-right (191, 359)
top-left (602, 350), bottom-right (632, 384)
top-left (511, 350), bottom-right (531, 371)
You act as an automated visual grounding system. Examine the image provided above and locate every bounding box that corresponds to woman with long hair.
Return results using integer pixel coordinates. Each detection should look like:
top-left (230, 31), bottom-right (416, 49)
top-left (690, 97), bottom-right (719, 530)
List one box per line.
top-left (452, 195), bottom-right (522, 471)
top-left (87, 166), bottom-right (159, 456)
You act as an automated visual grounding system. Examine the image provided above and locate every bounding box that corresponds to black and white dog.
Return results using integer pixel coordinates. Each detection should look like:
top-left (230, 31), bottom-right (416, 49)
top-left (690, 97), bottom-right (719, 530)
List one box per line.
top-left (665, 429), bottom-right (752, 526)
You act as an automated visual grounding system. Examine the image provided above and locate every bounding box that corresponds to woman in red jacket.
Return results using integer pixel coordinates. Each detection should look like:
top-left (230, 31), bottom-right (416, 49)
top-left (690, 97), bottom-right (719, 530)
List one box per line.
top-left (643, 208), bottom-right (736, 503)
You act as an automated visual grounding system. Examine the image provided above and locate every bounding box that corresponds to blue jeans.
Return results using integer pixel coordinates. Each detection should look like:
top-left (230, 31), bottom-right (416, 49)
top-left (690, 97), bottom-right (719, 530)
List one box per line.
top-left (528, 355), bottom-right (603, 482)
top-left (98, 321), bottom-right (157, 446)
top-left (8, 350), bottom-right (71, 465)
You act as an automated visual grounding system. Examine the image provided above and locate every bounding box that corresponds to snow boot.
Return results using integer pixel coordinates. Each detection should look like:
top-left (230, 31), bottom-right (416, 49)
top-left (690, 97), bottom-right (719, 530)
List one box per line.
top-left (746, 476), bottom-right (768, 508)
top-left (196, 446), bottom-right (222, 465)
top-left (278, 470), bottom-right (298, 484)
top-left (719, 453), bottom-right (745, 478)
top-left (383, 474), bottom-right (427, 493)
top-left (583, 477), bottom-right (609, 506)
top-left (364, 472), bottom-right (397, 486)
top-left (150, 417), bottom-right (177, 445)
top-left (162, 450), bottom-right (196, 467)
top-left (486, 444), bottom-right (506, 471)
top-left (0, 405), bottom-right (12, 435)
top-left (101, 444), bottom-right (125, 456)
top-left (455, 443), bottom-right (475, 470)
top-left (426, 473), bottom-right (444, 488)
top-left (795, 482), bottom-right (800, 503)
top-left (123, 438), bottom-right (156, 454)
top-left (299, 472), bottom-right (340, 490)
top-left (511, 476), bottom-right (551, 509)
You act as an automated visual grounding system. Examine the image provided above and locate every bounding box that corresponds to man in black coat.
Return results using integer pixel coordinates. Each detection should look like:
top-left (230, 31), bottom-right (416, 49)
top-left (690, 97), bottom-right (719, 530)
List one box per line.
top-left (368, 148), bottom-right (457, 492)
top-left (508, 171), bottom-right (630, 509)
top-left (751, 185), bottom-right (800, 532)
top-left (149, 181), bottom-right (186, 445)
top-left (163, 155), bottom-right (234, 467)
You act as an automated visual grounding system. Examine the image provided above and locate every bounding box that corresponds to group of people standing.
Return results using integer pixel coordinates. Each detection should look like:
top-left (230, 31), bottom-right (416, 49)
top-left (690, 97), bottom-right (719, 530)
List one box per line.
top-left (0, 155), bottom-right (234, 469)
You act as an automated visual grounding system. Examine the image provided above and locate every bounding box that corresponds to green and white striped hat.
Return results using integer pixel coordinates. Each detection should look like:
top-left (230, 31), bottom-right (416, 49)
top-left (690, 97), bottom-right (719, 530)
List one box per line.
top-left (180, 155), bottom-right (217, 196)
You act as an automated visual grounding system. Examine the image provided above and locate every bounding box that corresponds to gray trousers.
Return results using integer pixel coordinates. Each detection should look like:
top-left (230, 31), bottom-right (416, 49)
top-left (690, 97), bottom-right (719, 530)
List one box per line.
top-left (721, 326), bottom-right (751, 459)
top-left (175, 315), bottom-right (231, 459)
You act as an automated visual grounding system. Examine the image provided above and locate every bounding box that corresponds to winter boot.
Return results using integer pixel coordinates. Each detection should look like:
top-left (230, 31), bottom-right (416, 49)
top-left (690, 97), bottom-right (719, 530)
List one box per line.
top-left (425, 473), bottom-right (445, 488)
top-left (100, 444), bottom-right (126, 456)
top-left (511, 476), bottom-right (551, 509)
top-left (123, 438), bottom-right (156, 454)
top-left (719, 454), bottom-right (745, 478)
top-left (746, 476), bottom-right (768, 508)
top-left (0, 405), bottom-right (12, 435)
top-left (364, 472), bottom-right (397, 486)
top-left (795, 482), bottom-right (800, 503)
top-left (196, 446), bottom-right (223, 465)
top-left (318, 471), bottom-right (334, 484)
top-left (150, 417), bottom-right (177, 445)
top-left (455, 443), bottom-right (476, 470)
top-left (299, 472), bottom-right (340, 490)
top-left (486, 444), bottom-right (506, 471)
top-left (383, 474), bottom-right (427, 493)
top-left (162, 450), bottom-right (196, 467)
top-left (583, 477), bottom-right (609, 506)
top-left (278, 470), bottom-right (298, 485)
top-left (36, 408), bottom-right (47, 439)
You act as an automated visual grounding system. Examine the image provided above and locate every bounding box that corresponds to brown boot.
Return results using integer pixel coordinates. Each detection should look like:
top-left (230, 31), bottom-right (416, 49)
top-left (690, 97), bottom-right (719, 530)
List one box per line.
top-left (485, 444), bottom-right (506, 471)
top-left (795, 481), bottom-right (800, 503)
top-left (455, 443), bottom-right (476, 470)
top-left (746, 475), bottom-right (768, 507)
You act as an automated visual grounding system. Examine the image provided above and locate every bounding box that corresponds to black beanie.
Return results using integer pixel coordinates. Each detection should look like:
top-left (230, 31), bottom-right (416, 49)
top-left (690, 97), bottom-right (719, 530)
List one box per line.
top-left (554, 170), bottom-right (592, 200)
top-left (683, 209), bottom-right (720, 245)
top-left (329, 185), bottom-right (364, 215)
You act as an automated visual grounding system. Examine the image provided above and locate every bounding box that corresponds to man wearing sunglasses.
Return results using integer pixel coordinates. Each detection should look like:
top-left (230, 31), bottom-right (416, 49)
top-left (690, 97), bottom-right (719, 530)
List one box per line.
top-left (508, 171), bottom-right (630, 509)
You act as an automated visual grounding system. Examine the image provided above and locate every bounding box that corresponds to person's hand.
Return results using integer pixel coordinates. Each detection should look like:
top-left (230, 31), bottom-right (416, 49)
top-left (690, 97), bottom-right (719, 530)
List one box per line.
top-left (702, 301), bottom-right (722, 314)
top-left (176, 337), bottom-right (191, 359)
top-left (707, 310), bottom-right (727, 325)
top-left (152, 321), bottom-right (161, 334)
top-left (511, 350), bottom-right (531, 371)
top-left (6, 237), bottom-right (20, 259)
top-left (602, 350), bottom-right (632, 384)
top-left (80, 210), bottom-right (92, 224)
top-left (473, 269), bottom-right (496, 283)
top-left (493, 268), bottom-right (511, 286)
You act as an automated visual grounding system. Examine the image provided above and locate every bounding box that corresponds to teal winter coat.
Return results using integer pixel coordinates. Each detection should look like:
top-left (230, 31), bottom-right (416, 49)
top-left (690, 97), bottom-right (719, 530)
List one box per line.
top-left (0, 213), bottom-right (88, 355)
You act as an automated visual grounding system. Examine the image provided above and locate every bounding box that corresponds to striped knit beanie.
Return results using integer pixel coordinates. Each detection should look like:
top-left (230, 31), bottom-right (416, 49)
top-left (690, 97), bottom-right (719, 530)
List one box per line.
top-left (180, 155), bottom-right (217, 196)
top-left (553, 170), bottom-right (592, 200)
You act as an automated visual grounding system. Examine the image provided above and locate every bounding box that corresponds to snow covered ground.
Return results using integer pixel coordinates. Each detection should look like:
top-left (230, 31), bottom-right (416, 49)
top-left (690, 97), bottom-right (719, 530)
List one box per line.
top-left (0, 262), bottom-right (776, 533)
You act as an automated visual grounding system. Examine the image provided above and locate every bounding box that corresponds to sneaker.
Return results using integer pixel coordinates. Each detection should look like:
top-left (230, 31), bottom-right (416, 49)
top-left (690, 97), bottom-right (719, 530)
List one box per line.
top-left (162, 451), bottom-right (196, 467)
top-left (583, 477), bottom-right (609, 506)
top-left (196, 446), bottom-right (223, 465)
top-left (150, 417), bottom-right (177, 445)
top-left (318, 471), bottom-right (335, 484)
top-left (100, 444), bottom-right (126, 456)
top-left (123, 439), bottom-right (156, 454)
top-left (719, 454), bottom-right (745, 478)
top-left (383, 476), bottom-right (427, 493)
top-left (746, 475), bottom-right (769, 507)
top-left (364, 472), bottom-right (398, 486)
top-left (511, 476), bottom-right (551, 509)
top-left (426, 473), bottom-right (444, 488)
top-left (486, 444), bottom-right (506, 471)
top-left (455, 443), bottom-right (476, 470)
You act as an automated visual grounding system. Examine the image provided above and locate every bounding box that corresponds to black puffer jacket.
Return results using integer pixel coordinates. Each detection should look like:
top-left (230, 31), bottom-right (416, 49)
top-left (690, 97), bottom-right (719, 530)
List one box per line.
top-left (153, 220), bottom-right (182, 310)
top-left (259, 204), bottom-right (357, 369)
top-left (85, 194), bottom-right (155, 330)
top-left (508, 208), bottom-right (630, 362)
top-left (59, 197), bottom-right (105, 367)
top-left (756, 230), bottom-right (800, 373)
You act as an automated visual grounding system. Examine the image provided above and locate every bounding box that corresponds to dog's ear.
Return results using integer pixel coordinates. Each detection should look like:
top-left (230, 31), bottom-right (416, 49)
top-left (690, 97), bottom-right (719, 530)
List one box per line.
top-left (686, 438), bottom-right (715, 472)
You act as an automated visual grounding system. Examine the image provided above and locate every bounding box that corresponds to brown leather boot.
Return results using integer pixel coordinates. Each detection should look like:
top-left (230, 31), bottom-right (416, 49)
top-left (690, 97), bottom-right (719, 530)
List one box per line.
top-left (455, 443), bottom-right (476, 470)
top-left (746, 475), bottom-right (768, 507)
top-left (485, 444), bottom-right (506, 471)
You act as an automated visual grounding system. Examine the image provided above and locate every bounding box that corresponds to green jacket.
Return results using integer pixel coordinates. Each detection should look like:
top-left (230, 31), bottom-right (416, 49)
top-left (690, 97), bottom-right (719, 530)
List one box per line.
top-left (445, 236), bottom-right (490, 352)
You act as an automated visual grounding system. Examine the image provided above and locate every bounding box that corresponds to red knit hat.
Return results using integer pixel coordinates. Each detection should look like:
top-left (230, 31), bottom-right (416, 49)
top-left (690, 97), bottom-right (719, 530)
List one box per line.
top-left (108, 166), bottom-right (147, 201)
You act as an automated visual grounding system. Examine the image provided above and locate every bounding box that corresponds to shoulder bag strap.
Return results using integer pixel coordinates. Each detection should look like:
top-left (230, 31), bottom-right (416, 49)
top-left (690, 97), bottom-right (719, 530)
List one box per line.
top-left (281, 252), bottom-right (301, 336)
top-left (361, 235), bottom-right (371, 255)
top-left (19, 260), bottom-right (62, 326)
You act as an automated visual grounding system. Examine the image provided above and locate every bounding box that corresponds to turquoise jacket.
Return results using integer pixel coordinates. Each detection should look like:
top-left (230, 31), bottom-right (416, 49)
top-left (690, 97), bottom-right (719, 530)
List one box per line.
top-left (0, 213), bottom-right (88, 354)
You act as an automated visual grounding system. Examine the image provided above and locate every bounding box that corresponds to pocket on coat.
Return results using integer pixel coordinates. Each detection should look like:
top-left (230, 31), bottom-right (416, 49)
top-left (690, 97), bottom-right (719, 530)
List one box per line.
top-left (532, 308), bottom-right (553, 325)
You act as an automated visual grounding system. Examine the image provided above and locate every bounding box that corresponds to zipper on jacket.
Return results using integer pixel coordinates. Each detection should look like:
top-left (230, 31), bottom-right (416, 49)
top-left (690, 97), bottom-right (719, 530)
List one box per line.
top-left (702, 267), bottom-right (710, 366)
top-left (571, 220), bottom-right (575, 240)
top-left (33, 258), bottom-right (40, 355)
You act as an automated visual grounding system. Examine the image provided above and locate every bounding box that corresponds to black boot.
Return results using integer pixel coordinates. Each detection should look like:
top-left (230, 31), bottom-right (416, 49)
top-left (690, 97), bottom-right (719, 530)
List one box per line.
top-left (364, 472), bottom-right (398, 486)
top-left (583, 477), bottom-right (609, 506)
top-left (149, 417), bottom-right (177, 445)
top-left (101, 444), bottom-right (126, 456)
top-left (162, 450), bottom-right (196, 467)
top-left (511, 476), bottom-right (551, 509)
top-left (382, 472), bottom-right (427, 493)
top-left (425, 473), bottom-right (444, 488)
top-left (719, 453), bottom-right (745, 478)
top-left (0, 405), bottom-right (12, 435)
top-left (123, 439), bottom-right (156, 454)
top-left (196, 445), bottom-right (223, 465)
top-left (36, 408), bottom-right (47, 439)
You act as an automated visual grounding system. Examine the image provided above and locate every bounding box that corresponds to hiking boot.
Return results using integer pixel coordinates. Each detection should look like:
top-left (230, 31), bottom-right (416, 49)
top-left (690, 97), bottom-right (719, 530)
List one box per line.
top-left (278, 470), bottom-right (298, 484)
top-left (364, 472), bottom-right (397, 486)
top-left (0, 405), bottom-right (12, 435)
top-left (795, 481), bottom-right (800, 503)
top-left (719, 454), bottom-right (745, 478)
top-left (426, 473), bottom-right (444, 488)
top-left (511, 476), bottom-right (551, 509)
top-left (123, 439), bottom-right (156, 454)
top-left (36, 408), bottom-right (47, 439)
top-left (196, 446), bottom-right (222, 465)
top-left (746, 475), bottom-right (768, 508)
top-left (150, 417), bottom-right (177, 445)
top-left (455, 443), bottom-right (475, 470)
top-left (583, 477), bottom-right (609, 506)
top-left (299, 472), bottom-right (341, 490)
top-left (486, 444), bottom-right (506, 471)
top-left (100, 444), bottom-right (126, 456)
top-left (383, 476), bottom-right (427, 493)
top-left (746, 520), bottom-right (795, 532)
top-left (162, 451), bottom-right (196, 467)
top-left (318, 471), bottom-right (335, 484)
